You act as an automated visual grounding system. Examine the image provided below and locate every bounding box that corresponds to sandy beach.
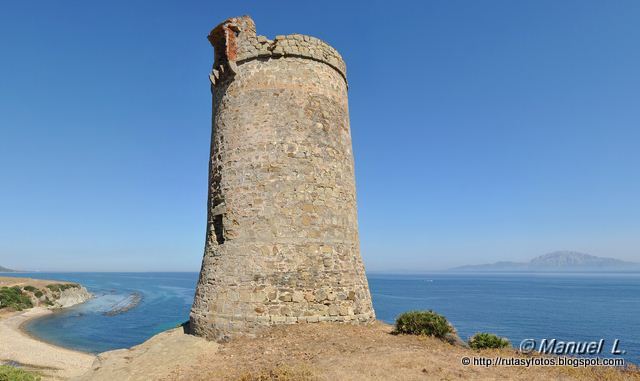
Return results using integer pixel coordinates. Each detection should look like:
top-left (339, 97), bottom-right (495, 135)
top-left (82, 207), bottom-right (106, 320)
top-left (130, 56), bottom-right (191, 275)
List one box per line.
top-left (0, 276), bottom-right (96, 380)
top-left (0, 307), bottom-right (95, 380)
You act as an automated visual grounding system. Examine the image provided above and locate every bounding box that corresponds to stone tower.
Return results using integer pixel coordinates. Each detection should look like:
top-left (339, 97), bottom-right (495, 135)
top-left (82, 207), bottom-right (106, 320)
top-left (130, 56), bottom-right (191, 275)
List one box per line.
top-left (190, 16), bottom-right (375, 341)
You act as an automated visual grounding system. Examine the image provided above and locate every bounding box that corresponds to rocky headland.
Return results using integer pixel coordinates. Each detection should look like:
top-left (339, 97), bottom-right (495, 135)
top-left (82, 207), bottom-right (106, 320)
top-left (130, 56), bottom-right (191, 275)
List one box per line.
top-left (0, 277), bottom-right (92, 310)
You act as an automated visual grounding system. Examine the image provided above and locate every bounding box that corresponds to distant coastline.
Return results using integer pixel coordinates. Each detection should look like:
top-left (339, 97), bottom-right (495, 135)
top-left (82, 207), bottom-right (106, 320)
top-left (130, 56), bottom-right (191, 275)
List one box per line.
top-left (449, 251), bottom-right (640, 273)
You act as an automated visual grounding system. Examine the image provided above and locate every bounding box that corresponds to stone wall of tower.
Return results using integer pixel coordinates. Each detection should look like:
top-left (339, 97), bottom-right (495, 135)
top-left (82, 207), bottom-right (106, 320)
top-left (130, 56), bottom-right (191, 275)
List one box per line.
top-left (190, 16), bottom-right (375, 341)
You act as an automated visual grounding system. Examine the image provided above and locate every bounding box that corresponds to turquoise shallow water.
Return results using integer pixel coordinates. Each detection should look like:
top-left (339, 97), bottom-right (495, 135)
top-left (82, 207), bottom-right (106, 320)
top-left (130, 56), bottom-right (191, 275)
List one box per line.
top-left (14, 272), bottom-right (195, 353)
top-left (4, 272), bottom-right (639, 363)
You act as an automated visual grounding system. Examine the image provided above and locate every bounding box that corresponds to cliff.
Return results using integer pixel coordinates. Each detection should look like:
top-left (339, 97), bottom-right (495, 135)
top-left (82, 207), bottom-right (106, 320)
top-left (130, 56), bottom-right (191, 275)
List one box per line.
top-left (75, 322), bottom-right (639, 381)
top-left (54, 285), bottom-right (92, 308)
top-left (0, 277), bottom-right (92, 311)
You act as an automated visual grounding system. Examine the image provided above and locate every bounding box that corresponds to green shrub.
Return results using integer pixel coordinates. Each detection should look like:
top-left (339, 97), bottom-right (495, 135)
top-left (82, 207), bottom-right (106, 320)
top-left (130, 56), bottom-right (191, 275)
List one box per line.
top-left (61, 283), bottom-right (78, 291)
top-left (33, 291), bottom-right (43, 298)
top-left (0, 365), bottom-right (41, 381)
top-left (394, 310), bottom-right (452, 338)
top-left (0, 287), bottom-right (33, 311)
top-left (45, 283), bottom-right (78, 293)
top-left (22, 286), bottom-right (37, 293)
top-left (468, 333), bottom-right (511, 349)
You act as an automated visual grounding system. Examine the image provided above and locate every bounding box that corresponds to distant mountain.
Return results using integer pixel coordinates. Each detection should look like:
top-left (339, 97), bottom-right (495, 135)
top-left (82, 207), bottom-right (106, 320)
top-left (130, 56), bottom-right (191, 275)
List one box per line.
top-left (450, 251), bottom-right (640, 272)
top-left (0, 265), bottom-right (15, 272)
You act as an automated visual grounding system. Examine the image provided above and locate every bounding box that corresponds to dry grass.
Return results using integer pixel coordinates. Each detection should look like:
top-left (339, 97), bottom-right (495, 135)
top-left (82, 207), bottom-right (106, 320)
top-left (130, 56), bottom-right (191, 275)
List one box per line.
top-left (236, 365), bottom-right (319, 381)
top-left (171, 321), bottom-right (639, 381)
top-left (559, 365), bottom-right (640, 381)
top-left (78, 319), bottom-right (639, 381)
top-left (0, 277), bottom-right (69, 289)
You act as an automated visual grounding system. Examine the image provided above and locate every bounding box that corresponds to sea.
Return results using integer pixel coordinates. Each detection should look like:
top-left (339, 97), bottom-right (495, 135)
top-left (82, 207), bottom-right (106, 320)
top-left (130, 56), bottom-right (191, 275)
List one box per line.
top-left (3, 272), bottom-right (639, 364)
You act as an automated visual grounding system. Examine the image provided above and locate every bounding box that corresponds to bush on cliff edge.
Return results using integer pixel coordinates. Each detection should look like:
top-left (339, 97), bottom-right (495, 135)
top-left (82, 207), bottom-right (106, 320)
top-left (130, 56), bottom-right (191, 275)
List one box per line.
top-left (468, 332), bottom-right (511, 349)
top-left (45, 283), bottom-right (77, 293)
top-left (394, 310), bottom-right (452, 338)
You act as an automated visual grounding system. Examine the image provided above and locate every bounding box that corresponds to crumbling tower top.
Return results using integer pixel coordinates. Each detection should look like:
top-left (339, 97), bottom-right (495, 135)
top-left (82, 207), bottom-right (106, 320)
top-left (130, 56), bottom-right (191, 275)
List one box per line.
top-left (207, 15), bottom-right (347, 86)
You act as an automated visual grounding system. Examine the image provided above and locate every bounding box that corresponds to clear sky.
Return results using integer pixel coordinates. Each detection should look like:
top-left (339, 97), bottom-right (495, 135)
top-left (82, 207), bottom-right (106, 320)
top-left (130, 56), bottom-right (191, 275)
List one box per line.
top-left (1, 1), bottom-right (639, 272)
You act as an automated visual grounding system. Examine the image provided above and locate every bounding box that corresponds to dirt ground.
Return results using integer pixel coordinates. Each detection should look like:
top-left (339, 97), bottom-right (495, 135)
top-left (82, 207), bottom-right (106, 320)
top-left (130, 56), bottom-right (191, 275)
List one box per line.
top-left (79, 321), bottom-right (640, 381)
top-left (0, 276), bottom-right (69, 289)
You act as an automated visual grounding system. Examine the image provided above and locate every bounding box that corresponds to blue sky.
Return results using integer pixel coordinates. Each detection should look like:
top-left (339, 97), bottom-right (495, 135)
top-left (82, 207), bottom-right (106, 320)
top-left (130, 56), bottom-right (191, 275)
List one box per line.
top-left (1, 1), bottom-right (639, 271)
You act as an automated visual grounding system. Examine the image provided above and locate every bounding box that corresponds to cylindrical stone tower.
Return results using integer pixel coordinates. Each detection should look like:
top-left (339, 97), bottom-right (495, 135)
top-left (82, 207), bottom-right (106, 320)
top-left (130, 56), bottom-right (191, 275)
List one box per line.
top-left (190, 15), bottom-right (375, 341)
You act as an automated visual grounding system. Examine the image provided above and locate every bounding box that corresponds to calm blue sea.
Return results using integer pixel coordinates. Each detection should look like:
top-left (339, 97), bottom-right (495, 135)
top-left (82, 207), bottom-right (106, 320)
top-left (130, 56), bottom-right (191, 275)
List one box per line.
top-left (4, 272), bottom-right (639, 363)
